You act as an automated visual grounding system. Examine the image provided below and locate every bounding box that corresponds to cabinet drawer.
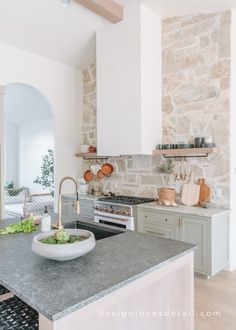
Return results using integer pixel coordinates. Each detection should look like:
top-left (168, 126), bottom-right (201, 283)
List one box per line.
top-left (139, 221), bottom-right (176, 239)
top-left (138, 210), bottom-right (179, 226)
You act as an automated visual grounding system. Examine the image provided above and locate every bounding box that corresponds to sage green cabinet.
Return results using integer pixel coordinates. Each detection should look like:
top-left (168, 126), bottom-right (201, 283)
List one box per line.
top-left (137, 207), bottom-right (229, 277)
top-left (180, 217), bottom-right (208, 274)
top-left (138, 210), bottom-right (180, 240)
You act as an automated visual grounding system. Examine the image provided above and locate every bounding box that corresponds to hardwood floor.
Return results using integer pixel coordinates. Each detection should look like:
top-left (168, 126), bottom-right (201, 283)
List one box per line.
top-left (195, 270), bottom-right (236, 330)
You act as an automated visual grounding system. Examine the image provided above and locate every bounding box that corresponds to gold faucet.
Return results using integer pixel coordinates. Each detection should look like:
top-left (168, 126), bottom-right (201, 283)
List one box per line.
top-left (53, 176), bottom-right (80, 229)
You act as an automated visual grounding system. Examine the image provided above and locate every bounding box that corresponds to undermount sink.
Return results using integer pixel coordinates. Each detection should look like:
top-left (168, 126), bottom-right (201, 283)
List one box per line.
top-left (32, 229), bottom-right (96, 261)
top-left (64, 221), bottom-right (124, 241)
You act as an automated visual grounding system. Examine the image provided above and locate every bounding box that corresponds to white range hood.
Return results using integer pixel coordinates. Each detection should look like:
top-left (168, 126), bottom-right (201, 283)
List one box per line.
top-left (96, 4), bottom-right (162, 156)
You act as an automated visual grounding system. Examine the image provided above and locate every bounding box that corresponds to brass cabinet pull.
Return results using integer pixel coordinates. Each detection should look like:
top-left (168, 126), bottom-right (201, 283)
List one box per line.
top-left (146, 230), bottom-right (165, 236)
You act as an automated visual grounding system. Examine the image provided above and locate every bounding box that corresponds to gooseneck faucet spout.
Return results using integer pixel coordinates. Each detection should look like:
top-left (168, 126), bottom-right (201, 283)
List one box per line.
top-left (53, 176), bottom-right (80, 229)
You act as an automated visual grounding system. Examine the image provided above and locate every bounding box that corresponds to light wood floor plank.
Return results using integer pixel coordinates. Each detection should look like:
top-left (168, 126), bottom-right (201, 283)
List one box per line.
top-left (195, 270), bottom-right (236, 330)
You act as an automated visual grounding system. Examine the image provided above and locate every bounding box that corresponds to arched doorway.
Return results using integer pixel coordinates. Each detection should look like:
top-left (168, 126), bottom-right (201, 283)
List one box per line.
top-left (3, 83), bottom-right (55, 218)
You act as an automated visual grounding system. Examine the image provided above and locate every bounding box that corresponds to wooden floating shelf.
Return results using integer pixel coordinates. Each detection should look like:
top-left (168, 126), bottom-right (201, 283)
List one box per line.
top-left (75, 152), bottom-right (97, 157)
top-left (152, 147), bottom-right (220, 158)
top-left (75, 153), bottom-right (109, 160)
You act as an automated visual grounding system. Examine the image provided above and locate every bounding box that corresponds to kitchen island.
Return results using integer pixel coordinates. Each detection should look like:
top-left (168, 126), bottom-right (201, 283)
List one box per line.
top-left (0, 216), bottom-right (195, 330)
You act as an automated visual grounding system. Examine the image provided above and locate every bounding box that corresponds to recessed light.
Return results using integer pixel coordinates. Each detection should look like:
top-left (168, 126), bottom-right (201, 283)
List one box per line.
top-left (62, 0), bottom-right (71, 8)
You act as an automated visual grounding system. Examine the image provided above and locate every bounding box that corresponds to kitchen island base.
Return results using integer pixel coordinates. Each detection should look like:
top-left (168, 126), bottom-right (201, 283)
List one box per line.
top-left (39, 251), bottom-right (194, 330)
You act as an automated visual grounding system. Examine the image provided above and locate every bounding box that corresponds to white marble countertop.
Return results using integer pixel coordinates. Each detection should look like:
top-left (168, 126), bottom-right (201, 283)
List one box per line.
top-left (137, 202), bottom-right (230, 218)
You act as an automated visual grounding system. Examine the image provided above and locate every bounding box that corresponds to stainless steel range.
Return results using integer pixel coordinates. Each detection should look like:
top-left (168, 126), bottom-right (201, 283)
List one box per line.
top-left (94, 196), bottom-right (155, 230)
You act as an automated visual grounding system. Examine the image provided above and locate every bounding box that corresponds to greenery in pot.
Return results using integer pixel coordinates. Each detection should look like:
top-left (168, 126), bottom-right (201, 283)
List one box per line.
top-left (34, 149), bottom-right (54, 194)
top-left (155, 159), bottom-right (173, 187)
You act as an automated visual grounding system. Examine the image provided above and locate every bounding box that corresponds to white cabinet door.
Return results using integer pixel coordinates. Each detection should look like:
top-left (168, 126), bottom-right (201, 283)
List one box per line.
top-left (180, 217), bottom-right (208, 273)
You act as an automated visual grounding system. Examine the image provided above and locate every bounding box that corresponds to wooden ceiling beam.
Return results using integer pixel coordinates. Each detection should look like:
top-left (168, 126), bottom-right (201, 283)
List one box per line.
top-left (76, 0), bottom-right (124, 23)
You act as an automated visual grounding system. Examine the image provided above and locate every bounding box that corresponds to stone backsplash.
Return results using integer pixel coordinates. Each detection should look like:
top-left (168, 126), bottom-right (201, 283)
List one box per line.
top-left (82, 11), bottom-right (230, 207)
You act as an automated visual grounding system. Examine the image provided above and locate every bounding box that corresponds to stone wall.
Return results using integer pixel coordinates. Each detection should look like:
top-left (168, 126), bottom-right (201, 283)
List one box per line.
top-left (82, 11), bottom-right (231, 206)
top-left (82, 62), bottom-right (97, 147)
top-left (162, 11), bottom-right (231, 206)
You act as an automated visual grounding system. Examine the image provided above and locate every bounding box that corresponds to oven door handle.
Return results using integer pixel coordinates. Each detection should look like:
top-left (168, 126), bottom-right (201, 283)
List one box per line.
top-left (94, 213), bottom-right (129, 222)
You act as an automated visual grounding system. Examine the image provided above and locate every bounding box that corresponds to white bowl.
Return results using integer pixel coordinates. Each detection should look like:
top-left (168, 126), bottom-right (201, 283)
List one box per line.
top-left (32, 229), bottom-right (96, 261)
top-left (80, 145), bottom-right (89, 153)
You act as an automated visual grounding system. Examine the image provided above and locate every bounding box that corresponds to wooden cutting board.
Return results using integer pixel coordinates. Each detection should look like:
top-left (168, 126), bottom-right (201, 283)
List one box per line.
top-left (198, 178), bottom-right (211, 204)
top-left (181, 171), bottom-right (200, 206)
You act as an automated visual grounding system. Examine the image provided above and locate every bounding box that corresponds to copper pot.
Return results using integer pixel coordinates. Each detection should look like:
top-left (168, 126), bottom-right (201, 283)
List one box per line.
top-left (101, 163), bottom-right (114, 176)
top-left (84, 170), bottom-right (93, 182)
top-left (97, 170), bottom-right (106, 179)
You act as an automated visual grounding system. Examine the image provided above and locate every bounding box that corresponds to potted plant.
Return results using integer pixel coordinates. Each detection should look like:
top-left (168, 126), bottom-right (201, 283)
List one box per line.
top-left (34, 149), bottom-right (54, 195)
top-left (155, 159), bottom-right (176, 203)
top-left (5, 181), bottom-right (23, 196)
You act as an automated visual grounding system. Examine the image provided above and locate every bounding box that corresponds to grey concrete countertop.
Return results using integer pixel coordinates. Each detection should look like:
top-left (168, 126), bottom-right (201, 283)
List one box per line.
top-left (63, 193), bottom-right (99, 201)
top-left (138, 202), bottom-right (230, 218)
top-left (0, 215), bottom-right (194, 321)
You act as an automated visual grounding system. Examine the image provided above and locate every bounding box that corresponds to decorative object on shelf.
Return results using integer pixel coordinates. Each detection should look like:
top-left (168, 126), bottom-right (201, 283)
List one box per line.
top-left (181, 171), bottom-right (200, 206)
top-left (198, 178), bottom-right (211, 205)
top-left (203, 136), bottom-right (213, 144)
top-left (80, 145), bottom-right (89, 153)
top-left (88, 145), bottom-right (97, 153)
top-left (194, 137), bottom-right (204, 148)
top-left (201, 143), bottom-right (216, 148)
top-left (152, 147), bottom-right (219, 159)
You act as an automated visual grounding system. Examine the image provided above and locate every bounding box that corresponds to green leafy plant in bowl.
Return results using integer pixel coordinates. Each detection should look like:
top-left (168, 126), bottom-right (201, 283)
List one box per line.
top-left (40, 230), bottom-right (85, 244)
top-left (32, 228), bottom-right (96, 261)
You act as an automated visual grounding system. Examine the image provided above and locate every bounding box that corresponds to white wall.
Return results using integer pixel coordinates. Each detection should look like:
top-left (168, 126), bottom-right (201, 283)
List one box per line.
top-left (18, 119), bottom-right (54, 193)
top-left (230, 10), bottom-right (236, 270)
top-left (0, 42), bottom-right (83, 204)
top-left (96, 4), bottom-right (161, 156)
top-left (0, 87), bottom-right (5, 218)
top-left (140, 5), bottom-right (162, 152)
top-left (5, 122), bottom-right (18, 186)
